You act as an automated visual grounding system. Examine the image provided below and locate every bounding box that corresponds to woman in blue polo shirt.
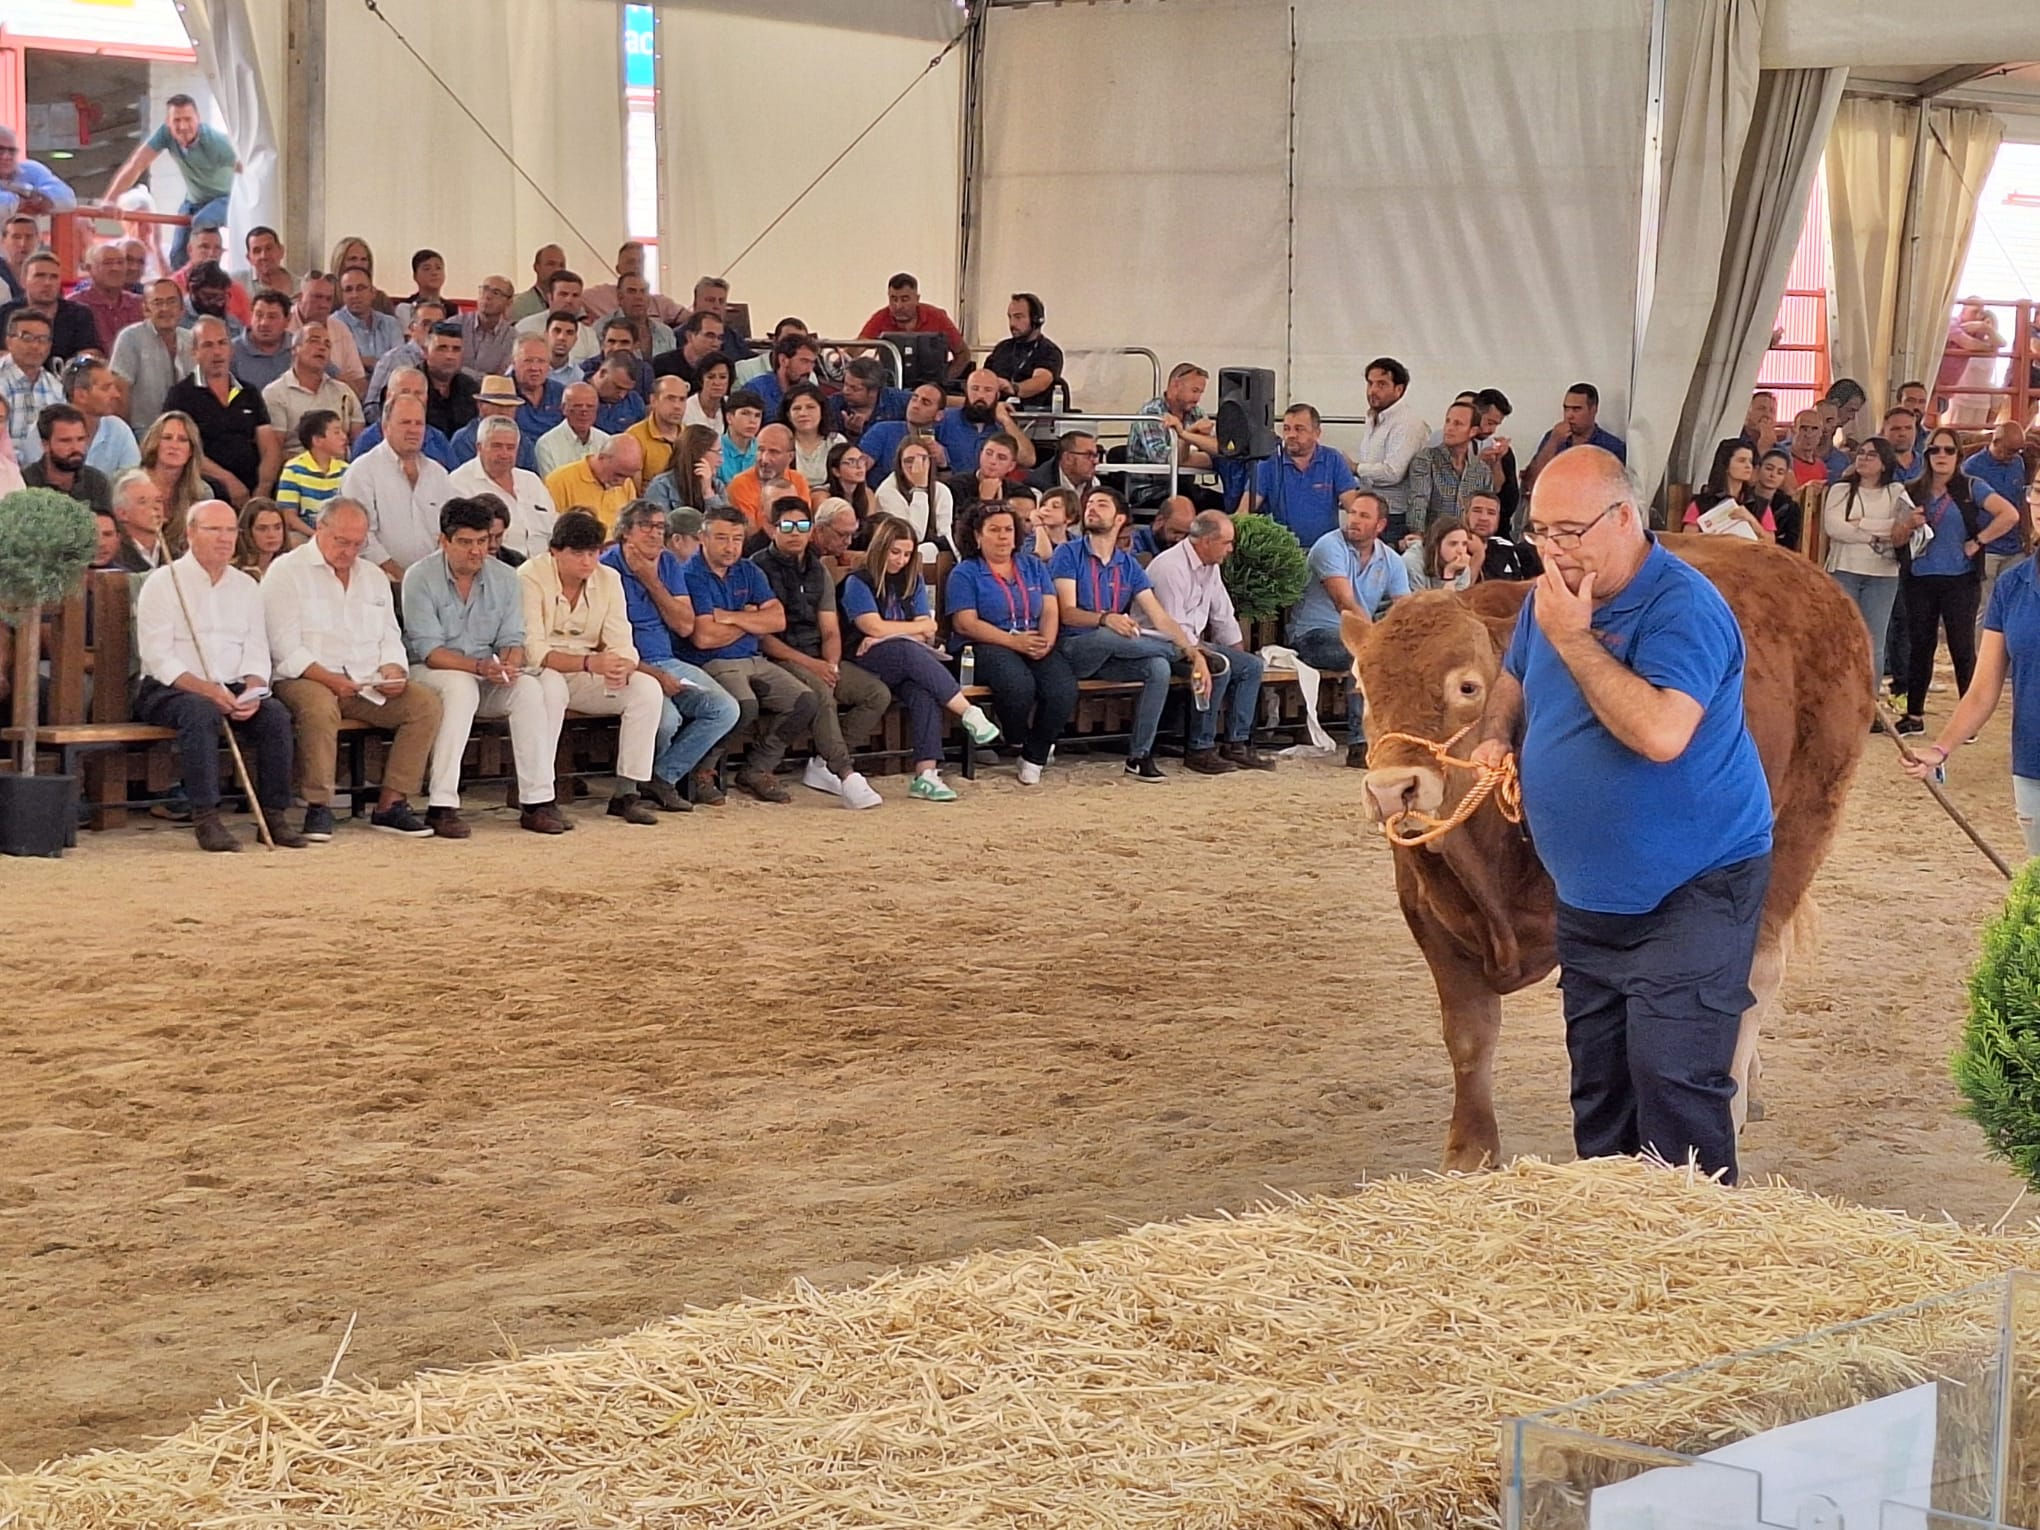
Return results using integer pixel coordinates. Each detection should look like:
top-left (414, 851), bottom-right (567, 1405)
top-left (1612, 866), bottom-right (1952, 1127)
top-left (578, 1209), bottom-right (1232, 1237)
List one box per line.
top-left (841, 515), bottom-right (1002, 800)
top-left (945, 501), bottom-right (1076, 785)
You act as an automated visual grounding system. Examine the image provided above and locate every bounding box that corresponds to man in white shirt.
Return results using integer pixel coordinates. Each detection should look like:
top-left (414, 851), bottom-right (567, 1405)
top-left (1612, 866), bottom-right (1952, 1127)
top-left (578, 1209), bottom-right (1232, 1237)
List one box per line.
top-left (132, 498), bottom-right (307, 851)
top-left (264, 498), bottom-right (445, 841)
top-left (448, 416), bottom-right (556, 558)
top-left (1145, 510), bottom-right (1275, 774)
top-left (1350, 356), bottom-right (1428, 544)
top-left (534, 383), bottom-right (609, 478)
top-left (338, 394), bottom-right (453, 578)
top-left (108, 277), bottom-right (194, 427)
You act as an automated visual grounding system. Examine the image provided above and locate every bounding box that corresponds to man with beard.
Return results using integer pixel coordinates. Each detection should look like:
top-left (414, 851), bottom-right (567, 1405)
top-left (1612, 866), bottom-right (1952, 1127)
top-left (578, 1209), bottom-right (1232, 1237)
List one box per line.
top-left (420, 321), bottom-right (480, 438)
top-left (21, 404), bottom-right (112, 510)
top-left (857, 381), bottom-right (946, 479)
top-left (833, 354), bottom-right (907, 446)
top-left (179, 259), bottom-right (243, 340)
top-left (0, 251), bottom-right (97, 363)
top-left (984, 293), bottom-right (1063, 410)
top-left (935, 367), bottom-right (1038, 476)
top-left (229, 288), bottom-right (297, 391)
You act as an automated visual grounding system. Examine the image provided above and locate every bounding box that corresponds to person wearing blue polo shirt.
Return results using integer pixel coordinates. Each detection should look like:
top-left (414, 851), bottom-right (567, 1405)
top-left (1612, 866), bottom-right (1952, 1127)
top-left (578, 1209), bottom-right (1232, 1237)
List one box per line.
top-left (1966, 421), bottom-right (2033, 619)
top-left (860, 383), bottom-right (947, 481)
top-left (1521, 382), bottom-right (1627, 498)
top-left (934, 369), bottom-right (1040, 478)
top-left (1050, 487), bottom-right (1210, 782)
top-left (1245, 403), bottom-right (1358, 548)
top-left (1287, 492), bottom-right (1410, 767)
top-left (945, 500), bottom-right (1076, 785)
top-left (1470, 446), bottom-right (1772, 1185)
top-left (600, 498), bottom-right (743, 808)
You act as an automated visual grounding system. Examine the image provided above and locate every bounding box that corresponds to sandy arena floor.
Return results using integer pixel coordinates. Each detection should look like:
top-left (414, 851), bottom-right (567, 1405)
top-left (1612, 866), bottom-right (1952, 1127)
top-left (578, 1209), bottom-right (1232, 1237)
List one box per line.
top-left (0, 718), bottom-right (2029, 1469)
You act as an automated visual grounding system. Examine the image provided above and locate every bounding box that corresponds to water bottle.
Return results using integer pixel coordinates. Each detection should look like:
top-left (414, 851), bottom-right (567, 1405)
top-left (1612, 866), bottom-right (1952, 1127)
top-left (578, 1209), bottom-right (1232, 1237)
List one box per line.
top-left (959, 644), bottom-right (976, 686)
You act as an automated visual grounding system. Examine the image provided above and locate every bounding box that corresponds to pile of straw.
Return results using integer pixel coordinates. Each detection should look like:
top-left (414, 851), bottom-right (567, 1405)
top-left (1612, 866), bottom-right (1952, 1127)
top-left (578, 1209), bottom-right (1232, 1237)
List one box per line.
top-left (5, 1158), bottom-right (2036, 1529)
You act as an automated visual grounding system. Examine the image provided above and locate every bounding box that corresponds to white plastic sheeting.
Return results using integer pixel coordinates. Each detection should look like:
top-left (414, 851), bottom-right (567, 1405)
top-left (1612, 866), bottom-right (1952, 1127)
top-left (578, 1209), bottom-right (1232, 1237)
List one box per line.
top-left (658, 13), bottom-right (963, 341)
top-left (176, 0), bottom-right (282, 260)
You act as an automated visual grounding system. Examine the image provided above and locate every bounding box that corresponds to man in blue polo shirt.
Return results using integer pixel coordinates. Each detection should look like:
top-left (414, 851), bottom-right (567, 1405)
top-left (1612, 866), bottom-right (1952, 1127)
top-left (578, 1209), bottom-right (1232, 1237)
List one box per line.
top-left (1471, 446), bottom-right (1772, 1185)
top-left (1966, 420), bottom-right (2032, 619)
top-left (1521, 382), bottom-right (1628, 498)
top-left (1049, 488), bottom-right (1210, 782)
top-left (1288, 492), bottom-right (1409, 767)
top-left (670, 504), bottom-right (818, 802)
top-left (600, 499), bottom-right (743, 809)
top-left (1245, 403), bottom-right (1358, 548)
top-left (860, 382), bottom-right (946, 480)
top-left (934, 368), bottom-right (1039, 478)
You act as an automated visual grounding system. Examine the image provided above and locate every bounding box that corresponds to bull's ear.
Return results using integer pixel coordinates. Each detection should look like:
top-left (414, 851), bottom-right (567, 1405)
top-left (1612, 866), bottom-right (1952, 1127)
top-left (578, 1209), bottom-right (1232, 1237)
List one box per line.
top-left (1340, 610), bottom-right (1371, 662)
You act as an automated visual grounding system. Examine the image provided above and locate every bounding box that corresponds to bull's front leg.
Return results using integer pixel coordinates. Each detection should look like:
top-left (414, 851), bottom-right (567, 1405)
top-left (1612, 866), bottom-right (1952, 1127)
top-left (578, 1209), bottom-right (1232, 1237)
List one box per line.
top-left (1433, 960), bottom-right (1504, 1171)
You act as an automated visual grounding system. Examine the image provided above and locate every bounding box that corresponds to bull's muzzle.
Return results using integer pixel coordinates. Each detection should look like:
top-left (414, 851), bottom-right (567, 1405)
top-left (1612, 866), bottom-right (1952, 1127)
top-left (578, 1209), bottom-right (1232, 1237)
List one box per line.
top-left (1362, 765), bottom-right (1445, 828)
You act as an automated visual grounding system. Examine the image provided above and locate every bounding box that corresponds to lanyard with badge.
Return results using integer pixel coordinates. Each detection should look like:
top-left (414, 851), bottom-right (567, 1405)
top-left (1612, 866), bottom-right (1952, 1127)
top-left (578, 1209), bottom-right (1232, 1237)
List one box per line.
top-left (1087, 551), bottom-right (1123, 615)
top-left (990, 563), bottom-right (1034, 630)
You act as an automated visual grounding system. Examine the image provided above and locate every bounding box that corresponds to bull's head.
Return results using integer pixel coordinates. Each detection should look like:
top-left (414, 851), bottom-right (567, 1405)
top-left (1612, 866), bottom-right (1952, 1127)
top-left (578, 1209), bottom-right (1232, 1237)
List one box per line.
top-left (1342, 587), bottom-right (1526, 840)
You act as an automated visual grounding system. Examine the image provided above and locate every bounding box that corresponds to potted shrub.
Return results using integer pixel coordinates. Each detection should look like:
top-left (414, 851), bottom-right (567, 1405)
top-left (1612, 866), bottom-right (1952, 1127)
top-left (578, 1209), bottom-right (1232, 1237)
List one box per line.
top-left (1954, 862), bottom-right (2040, 1190)
top-left (1221, 511), bottom-right (1310, 642)
top-left (0, 486), bottom-right (98, 857)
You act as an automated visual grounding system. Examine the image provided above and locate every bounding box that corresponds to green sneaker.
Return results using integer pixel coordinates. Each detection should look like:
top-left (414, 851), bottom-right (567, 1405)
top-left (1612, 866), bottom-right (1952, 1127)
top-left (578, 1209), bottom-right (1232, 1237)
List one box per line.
top-left (909, 772), bottom-right (959, 803)
top-left (959, 703), bottom-right (1002, 746)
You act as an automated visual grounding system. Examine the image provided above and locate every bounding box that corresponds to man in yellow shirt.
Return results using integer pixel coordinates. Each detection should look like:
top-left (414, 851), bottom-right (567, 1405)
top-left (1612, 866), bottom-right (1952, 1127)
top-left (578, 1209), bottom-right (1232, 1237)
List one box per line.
top-left (625, 374), bottom-right (688, 485)
top-left (542, 434), bottom-right (641, 532)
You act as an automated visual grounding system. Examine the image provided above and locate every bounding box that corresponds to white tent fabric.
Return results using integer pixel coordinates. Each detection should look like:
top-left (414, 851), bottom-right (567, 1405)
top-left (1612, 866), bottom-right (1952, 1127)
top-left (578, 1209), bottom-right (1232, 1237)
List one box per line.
top-left (658, 14), bottom-right (964, 343)
top-left (1825, 97), bottom-right (1913, 408)
top-left (657, 0), bottom-right (964, 42)
top-left (320, 0), bottom-right (626, 292)
top-left (178, 0), bottom-right (283, 262)
top-left (1895, 105), bottom-right (2006, 399)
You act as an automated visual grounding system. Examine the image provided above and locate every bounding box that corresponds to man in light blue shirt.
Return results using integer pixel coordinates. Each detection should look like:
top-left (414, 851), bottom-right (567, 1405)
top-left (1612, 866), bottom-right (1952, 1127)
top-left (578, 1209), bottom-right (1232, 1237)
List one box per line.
top-left (401, 495), bottom-right (569, 836)
top-left (1287, 491), bottom-right (1410, 765)
top-left (65, 355), bottom-right (140, 476)
top-left (0, 126), bottom-right (76, 222)
top-left (334, 267), bottom-right (404, 372)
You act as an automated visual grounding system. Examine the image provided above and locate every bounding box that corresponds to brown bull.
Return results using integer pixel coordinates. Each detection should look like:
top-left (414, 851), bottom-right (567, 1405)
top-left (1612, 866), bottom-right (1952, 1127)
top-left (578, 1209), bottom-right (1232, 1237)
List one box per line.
top-left (1346, 539), bottom-right (1870, 1171)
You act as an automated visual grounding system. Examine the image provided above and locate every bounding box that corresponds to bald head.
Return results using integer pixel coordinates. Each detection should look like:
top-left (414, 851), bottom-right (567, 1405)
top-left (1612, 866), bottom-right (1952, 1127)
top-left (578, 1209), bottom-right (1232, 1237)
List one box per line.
top-left (755, 424), bottom-right (795, 478)
top-left (1526, 445), bottom-right (1644, 592)
top-left (592, 433), bottom-right (642, 487)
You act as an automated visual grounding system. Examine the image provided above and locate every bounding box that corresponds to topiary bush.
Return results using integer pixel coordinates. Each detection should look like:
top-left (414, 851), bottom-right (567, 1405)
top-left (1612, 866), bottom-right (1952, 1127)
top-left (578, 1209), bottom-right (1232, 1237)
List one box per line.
top-left (1953, 861), bottom-right (2040, 1190)
top-left (0, 487), bottom-right (99, 775)
top-left (1221, 511), bottom-right (1309, 625)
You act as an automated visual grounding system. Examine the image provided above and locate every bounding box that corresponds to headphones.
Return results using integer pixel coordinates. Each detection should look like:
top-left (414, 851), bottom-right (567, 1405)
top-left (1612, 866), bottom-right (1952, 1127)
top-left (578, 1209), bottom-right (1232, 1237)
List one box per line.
top-left (1015, 291), bottom-right (1045, 328)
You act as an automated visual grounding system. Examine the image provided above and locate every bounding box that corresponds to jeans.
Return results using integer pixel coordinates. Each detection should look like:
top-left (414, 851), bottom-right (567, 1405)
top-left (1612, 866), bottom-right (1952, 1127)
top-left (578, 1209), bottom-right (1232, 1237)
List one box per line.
top-left (648, 659), bottom-right (741, 784)
top-left (2015, 776), bottom-right (2040, 860)
top-left (853, 637), bottom-right (961, 764)
top-left (1828, 570), bottom-right (1900, 689)
top-left (1290, 625), bottom-right (1364, 743)
top-left (1180, 643), bottom-right (1264, 750)
top-left (1058, 624), bottom-right (1175, 758)
top-left (1901, 573), bottom-right (1981, 718)
top-left (171, 194), bottom-right (231, 270)
top-left (134, 678), bottom-right (293, 813)
top-left (1555, 853), bottom-right (1770, 1187)
top-left (972, 641), bottom-right (1077, 765)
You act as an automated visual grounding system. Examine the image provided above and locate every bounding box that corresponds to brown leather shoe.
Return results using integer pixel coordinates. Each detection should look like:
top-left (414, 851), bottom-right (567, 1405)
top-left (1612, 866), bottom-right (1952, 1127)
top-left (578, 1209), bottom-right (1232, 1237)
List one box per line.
top-left (264, 819), bottom-right (309, 849)
top-left (193, 811), bottom-right (241, 853)
top-left (1220, 741), bottom-right (1278, 771)
top-left (736, 768), bottom-right (791, 804)
top-left (690, 766), bottom-right (727, 806)
top-left (519, 801), bottom-right (569, 835)
top-left (641, 775), bottom-right (691, 812)
top-left (425, 806), bottom-right (472, 840)
top-left (1182, 747), bottom-right (1238, 775)
top-left (1346, 742), bottom-right (1370, 769)
top-left (606, 791), bottom-right (659, 825)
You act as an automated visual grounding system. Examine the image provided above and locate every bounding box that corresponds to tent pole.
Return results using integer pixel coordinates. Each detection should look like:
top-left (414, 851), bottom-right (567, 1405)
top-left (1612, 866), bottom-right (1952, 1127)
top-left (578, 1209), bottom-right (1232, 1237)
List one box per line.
top-left (284, 0), bottom-right (326, 271)
top-left (955, 4), bottom-right (987, 346)
top-left (1891, 101), bottom-right (1931, 396)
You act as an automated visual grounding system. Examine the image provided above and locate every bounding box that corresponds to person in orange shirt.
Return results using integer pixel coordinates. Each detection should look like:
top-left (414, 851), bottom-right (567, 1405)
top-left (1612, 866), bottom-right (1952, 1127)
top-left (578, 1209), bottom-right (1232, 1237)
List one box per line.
top-left (724, 423), bottom-right (811, 530)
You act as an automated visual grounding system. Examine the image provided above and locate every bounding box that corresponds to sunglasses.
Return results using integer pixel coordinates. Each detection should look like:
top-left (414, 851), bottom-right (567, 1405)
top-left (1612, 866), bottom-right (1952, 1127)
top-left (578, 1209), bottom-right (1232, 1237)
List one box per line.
top-left (1926, 446), bottom-right (1958, 456)
top-left (777, 519), bottom-right (813, 532)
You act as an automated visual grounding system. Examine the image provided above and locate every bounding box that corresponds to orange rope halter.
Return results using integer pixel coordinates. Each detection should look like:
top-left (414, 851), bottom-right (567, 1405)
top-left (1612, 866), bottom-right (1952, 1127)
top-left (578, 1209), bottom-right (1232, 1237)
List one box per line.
top-left (1369, 723), bottom-right (1523, 848)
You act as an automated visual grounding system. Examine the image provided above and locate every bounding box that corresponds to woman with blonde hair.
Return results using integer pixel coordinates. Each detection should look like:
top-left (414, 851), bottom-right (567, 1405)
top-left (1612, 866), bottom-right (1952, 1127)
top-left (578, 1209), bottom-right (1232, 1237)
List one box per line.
top-left (139, 411), bottom-right (218, 557)
top-left (232, 498), bottom-right (289, 579)
top-left (327, 235), bottom-right (394, 313)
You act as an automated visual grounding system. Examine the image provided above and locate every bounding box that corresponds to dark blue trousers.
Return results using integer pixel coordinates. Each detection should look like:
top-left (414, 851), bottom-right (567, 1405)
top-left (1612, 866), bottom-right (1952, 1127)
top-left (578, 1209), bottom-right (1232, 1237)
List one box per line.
top-left (1554, 852), bottom-right (1770, 1186)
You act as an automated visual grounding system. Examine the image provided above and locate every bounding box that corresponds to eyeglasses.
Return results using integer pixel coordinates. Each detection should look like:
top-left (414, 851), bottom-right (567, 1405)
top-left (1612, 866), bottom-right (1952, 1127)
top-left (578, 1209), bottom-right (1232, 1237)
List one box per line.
top-left (777, 519), bottom-right (813, 532)
top-left (1926, 446), bottom-right (1958, 456)
top-left (1523, 501), bottom-right (1622, 550)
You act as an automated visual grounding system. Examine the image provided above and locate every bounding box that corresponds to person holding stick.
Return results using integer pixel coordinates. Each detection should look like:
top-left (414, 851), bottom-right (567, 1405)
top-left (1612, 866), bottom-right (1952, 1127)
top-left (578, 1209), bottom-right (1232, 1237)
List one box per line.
top-left (133, 499), bottom-right (307, 851)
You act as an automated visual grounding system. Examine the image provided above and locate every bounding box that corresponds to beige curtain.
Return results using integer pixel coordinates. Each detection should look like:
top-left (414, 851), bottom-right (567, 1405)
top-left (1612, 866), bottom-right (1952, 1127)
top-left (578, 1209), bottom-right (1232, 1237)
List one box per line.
top-left (1895, 105), bottom-right (2005, 397)
top-left (1823, 97), bottom-right (1913, 408)
top-left (1626, 0), bottom-right (1765, 503)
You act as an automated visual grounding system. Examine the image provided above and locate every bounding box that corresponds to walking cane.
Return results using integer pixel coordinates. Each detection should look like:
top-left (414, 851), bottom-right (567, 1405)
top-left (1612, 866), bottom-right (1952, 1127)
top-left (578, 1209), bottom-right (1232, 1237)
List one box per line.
top-left (166, 558), bottom-right (276, 850)
top-left (1874, 700), bottom-right (2012, 881)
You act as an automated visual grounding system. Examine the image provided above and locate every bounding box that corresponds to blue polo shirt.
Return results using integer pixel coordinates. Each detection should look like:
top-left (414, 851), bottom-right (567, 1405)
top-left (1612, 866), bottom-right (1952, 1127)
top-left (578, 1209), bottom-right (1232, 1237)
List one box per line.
top-left (672, 551), bottom-right (775, 663)
top-left (858, 418), bottom-right (923, 480)
top-left (934, 409), bottom-right (1001, 477)
top-left (945, 554), bottom-right (1055, 653)
top-left (1290, 530), bottom-right (1409, 638)
top-left (1822, 447), bottom-right (1852, 482)
top-left (1503, 538), bottom-right (1772, 913)
top-left (448, 417), bottom-right (539, 472)
top-left (600, 544), bottom-right (686, 663)
top-left (1909, 487), bottom-right (1976, 577)
top-left (1965, 447), bottom-right (2030, 556)
top-left (353, 421), bottom-right (457, 470)
top-left (1252, 445), bottom-right (1358, 548)
top-left (1985, 556), bottom-right (2040, 780)
top-left (841, 573), bottom-right (931, 625)
top-left (515, 379), bottom-right (565, 443)
top-left (1048, 537), bottom-right (1150, 616)
top-left (1533, 425), bottom-right (1630, 467)
top-left (717, 433), bottom-right (758, 491)
top-left (1891, 450), bottom-right (1926, 484)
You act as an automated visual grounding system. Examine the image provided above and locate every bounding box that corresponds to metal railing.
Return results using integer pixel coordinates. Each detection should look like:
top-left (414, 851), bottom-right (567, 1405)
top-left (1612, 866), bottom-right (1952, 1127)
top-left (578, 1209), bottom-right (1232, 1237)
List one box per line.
top-left (41, 206), bottom-right (191, 278)
top-left (813, 336), bottom-right (907, 391)
top-left (1005, 409), bottom-right (1180, 501)
top-left (1939, 297), bottom-right (2037, 428)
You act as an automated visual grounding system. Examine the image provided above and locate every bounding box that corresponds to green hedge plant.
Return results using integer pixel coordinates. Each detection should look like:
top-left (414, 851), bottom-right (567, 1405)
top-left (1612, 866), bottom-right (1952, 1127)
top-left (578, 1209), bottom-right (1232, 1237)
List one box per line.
top-left (1954, 861), bottom-right (2040, 1190)
top-left (1221, 511), bottom-right (1309, 626)
top-left (0, 487), bottom-right (99, 775)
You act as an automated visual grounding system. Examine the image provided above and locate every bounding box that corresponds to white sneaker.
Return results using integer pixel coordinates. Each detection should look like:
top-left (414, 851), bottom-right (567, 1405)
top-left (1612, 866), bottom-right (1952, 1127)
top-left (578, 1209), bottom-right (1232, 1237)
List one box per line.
top-left (838, 771), bottom-right (883, 810)
top-left (1017, 759), bottom-right (1043, 786)
top-left (959, 703), bottom-right (1001, 746)
top-left (802, 757), bottom-right (843, 796)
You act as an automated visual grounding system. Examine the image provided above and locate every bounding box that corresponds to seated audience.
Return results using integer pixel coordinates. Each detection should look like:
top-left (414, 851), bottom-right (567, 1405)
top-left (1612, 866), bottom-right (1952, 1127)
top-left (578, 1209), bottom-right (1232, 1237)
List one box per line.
top-left (179, 258), bottom-right (244, 339)
top-left (1288, 491), bottom-right (1410, 767)
top-left (779, 384), bottom-right (839, 490)
top-left (275, 409), bottom-right (350, 538)
top-left (162, 316), bottom-right (281, 506)
top-left (1128, 363), bottom-right (1221, 501)
top-left (943, 432), bottom-right (1022, 511)
top-left (600, 499), bottom-right (743, 810)
top-left (483, 494), bottom-right (525, 567)
top-left (335, 266), bottom-right (403, 369)
top-left (588, 347), bottom-right (647, 434)
top-left (825, 441), bottom-right (877, 530)
top-left (290, 270), bottom-right (366, 396)
top-left (809, 495), bottom-right (863, 575)
top-left (393, 248), bottom-right (445, 329)
top-left (1522, 381), bottom-right (1627, 495)
top-left (109, 468), bottom-right (170, 571)
top-left (1130, 495), bottom-right (1194, 561)
top-left (514, 271), bottom-right (598, 365)
top-left (1401, 512), bottom-right (1479, 591)
top-left (735, 316), bottom-right (805, 386)
top-left (22, 404), bottom-right (111, 510)
top-left (751, 497), bottom-right (888, 810)
top-left (877, 437), bottom-right (952, 552)
top-left (2, 309), bottom-right (64, 465)
top-left (627, 375), bottom-right (689, 483)
top-left (647, 423), bottom-right (726, 514)
top-left (667, 504), bottom-right (820, 804)
top-left (261, 319), bottom-right (362, 444)
top-left (140, 409), bottom-right (220, 553)
top-left (508, 335), bottom-right (566, 446)
top-left (684, 354), bottom-right (733, 435)
top-left (403, 496), bottom-right (571, 836)
top-left (341, 394), bottom-right (454, 576)
top-left (1145, 508), bottom-right (1276, 773)
top-left (935, 369), bottom-right (1039, 475)
top-left (263, 499), bottom-right (445, 840)
top-left (747, 331), bottom-right (821, 418)
top-left (1681, 439), bottom-right (1776, 542)
top-left (833, 355), bottom-right (908, 446)
top-left (857, 382), bottom-right (947, 481)
top-left (108, 277), bottom-right (194, 427)
top-left (984, 293), bottom-right (1063, 409)
top-left (1050, 487), bottom-right (1211, 783)
top-left (0, 251), bottom-right (96, 362)
top-left (459, 274), bottom-right (518, 381)
top-left (516, 509), bottom-right (668, 825)
top-left (543, 433), bottom-right (641, 532)
top-left (726, 424), bottom-right (813, 529)
top-left (857, 272), bottom-right (970, 380)
top-left (945, 500), bottom-right (1075, 785)
top-left (73, 243), bottom-right (143, 356)
top-left (231, 288), bottom-right (297, 392)
top-left (1025, 429), bottom-right (1103, 501)
top-left (509, 243), bottom-right (565, 323)
top-left (232, 497), bottom-right (287, 578)
top-left (664, 505), bottom-right (702, 563)
top-left (352, 367), bottom-right (457, 469)
top-left (133, 498), bottom-right (306, 851)
top-left (63, 355), bottom-right (140, 477)
top-left (841, 513), bottom-right (1002, 798)
top-left (535, 382), bottom-right (609, 478)
top-left (1027, 486), bottom-right (1076, 561)
top-left (653, 308), bottom-right (727, 390)
top-left (418, 321), bottom-right (480, 438)
top-left (449, 415), bottom-right (556, 559)
top-left (1405, 399), bottom-right (1496, 540)
top-left (1471, 387), bottom-right (1520, 527)
top-left (717, 389), bottom-right (766, 488)
top-left (1244, 403), bottom-right (1358, 547)
top-left (449, 374), bottom-right (537, 471)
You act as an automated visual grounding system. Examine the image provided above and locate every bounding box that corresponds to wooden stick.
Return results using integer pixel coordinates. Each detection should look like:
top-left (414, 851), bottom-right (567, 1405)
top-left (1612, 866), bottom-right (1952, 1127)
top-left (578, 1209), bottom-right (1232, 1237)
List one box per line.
top-left (165, 557), bottom-right (275, 850)
top-left (1873, 701), bottom-right (2012, 880)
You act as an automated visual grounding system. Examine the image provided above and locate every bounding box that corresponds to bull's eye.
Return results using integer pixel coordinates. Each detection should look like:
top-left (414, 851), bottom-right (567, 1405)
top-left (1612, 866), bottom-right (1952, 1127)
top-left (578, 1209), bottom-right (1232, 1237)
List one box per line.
top-left (1458, 681), bottom-right (1482, 698)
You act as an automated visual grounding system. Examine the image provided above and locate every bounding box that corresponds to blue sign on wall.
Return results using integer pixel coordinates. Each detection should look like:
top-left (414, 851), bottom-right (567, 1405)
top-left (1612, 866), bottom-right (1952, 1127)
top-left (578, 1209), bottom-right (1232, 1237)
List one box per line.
top-left (624, 5), bottom-right (656, 89)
